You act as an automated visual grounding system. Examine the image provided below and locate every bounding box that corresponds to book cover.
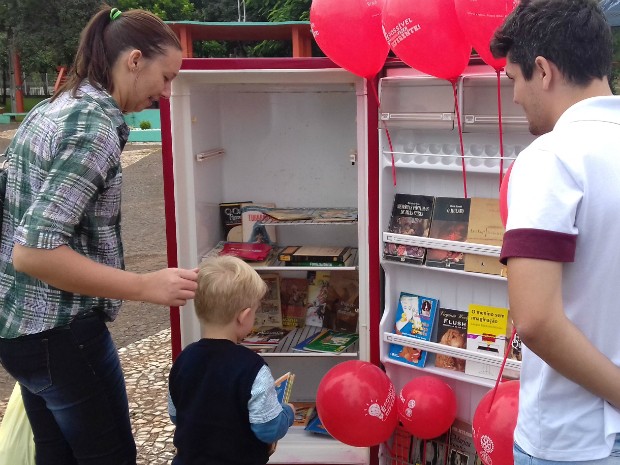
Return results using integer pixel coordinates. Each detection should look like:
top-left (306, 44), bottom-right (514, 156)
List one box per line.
top-left (388, 292), bottom-right (439, 368)
top-left (449, 418), bottom-right (482, 465)
top-left (426, 197), bottom-right (471, 270)
top-left (323, 270), bottom-right (359, 331)
top-left (279, 278), bottom-right (309, 329)
top-left (465, 304), bottom-right (510, 380)
top-left (434, 307), bottom-right (468, 372)
top-left (464, 197), bottom-right (507, 277)
top-left (313, 207), bottom-right (358, 222)
top-left (412, 434), bottom-right (448, 465)
top-left (219, 201), bottom-right (252, 242)
top-left (280, 246), bottom-right (351, 263)
top-left (254, 274), bottom-right (282, 329)
top-left (293, 402), bottom-right (316, 427)
top-left (302, 330), bottom-right (359, 353)
top-left (241, 203), bottom-right (277, 245)
top-left (241, 326), bottom-right (291, 347)
top-left (292, 329), bottom-right (327, 352)
top-left (274, 372), bottom-right (295, 404)
top-left (283, 248), bottom-right (357, 267)
top-left (304, 271), bottom-right (331, 327)
top-left (220, 242), bottom-right (272, 262)
top-left (304, 407), bottom-right (331, 435)
top-left (383, 193), bottom-right (435, 265)
top-left (389, 424), bottom-right (414, 464)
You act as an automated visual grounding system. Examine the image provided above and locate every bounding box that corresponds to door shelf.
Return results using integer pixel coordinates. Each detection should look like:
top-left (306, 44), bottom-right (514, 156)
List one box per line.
top-left (383, 232), bottom-right (501, 257)
top-left (382, 150), bottom-right (515, 174)
top-left (383, 332), bottom-right (520, 388)
top-left (380, 259), bottom-right (507, 282)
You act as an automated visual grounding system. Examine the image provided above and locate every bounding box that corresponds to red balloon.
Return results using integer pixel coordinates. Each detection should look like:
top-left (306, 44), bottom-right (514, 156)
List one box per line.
top-left (310, 0), bottom-right (390, 79)
top-left (455, 0), bottom-right (519, 70)
top-left (316, 361), bottom-right (398, 446)
top-left (397, 376), bottom-right (457, 439)
top-left (383, 0), bottom-right (471, 81)
top-left (499, 161), bottom-right (514, 228)
top-left (473, 380), bottom-right (519, 465)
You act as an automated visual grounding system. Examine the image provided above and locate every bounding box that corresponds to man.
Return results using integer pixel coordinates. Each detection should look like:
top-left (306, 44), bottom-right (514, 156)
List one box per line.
top-left (490, 0), bottom-right (620, 463)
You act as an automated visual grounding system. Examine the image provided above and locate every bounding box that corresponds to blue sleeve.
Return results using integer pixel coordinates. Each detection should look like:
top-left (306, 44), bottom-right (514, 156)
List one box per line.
top-left (248, 365), bottom-right (294, 443)
top-left (167, 390), bottom-right (177, 425)
top-left (250, 403), bottom-right (295, 444)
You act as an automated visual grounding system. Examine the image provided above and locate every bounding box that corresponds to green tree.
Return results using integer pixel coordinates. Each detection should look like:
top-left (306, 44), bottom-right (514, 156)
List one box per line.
top-left (116, 0), bottom-right (195, 21)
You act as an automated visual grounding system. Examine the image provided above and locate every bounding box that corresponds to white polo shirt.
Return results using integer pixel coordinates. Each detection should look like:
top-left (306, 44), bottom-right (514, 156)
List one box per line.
top-left (501, 96), bottom-right (620, 461)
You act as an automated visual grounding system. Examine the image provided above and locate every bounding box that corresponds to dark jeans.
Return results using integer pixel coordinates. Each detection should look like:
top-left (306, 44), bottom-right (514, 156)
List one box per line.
top-left (0, 310), bottom-right (137, 465)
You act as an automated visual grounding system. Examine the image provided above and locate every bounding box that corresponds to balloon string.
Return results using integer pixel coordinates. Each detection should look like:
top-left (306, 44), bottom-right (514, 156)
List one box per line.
top-left (368, 76), bottom-right (397, 187)
top-left (488, 326), bottom-right (517, 413)
top-left (451, 80), bottom-right (468, 198)
top-left (496, 69), bottom-right (506, 189)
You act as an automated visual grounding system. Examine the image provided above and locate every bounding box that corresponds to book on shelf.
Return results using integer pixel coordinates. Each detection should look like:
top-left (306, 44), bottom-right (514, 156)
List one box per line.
top-left (241, 203), bottom-right (277, 245)
top-left (449, 418), bottom-right (482, 465)
top-left (503, 318), bottom-right (522, 380)
top-left (412, 433), bottom-right (448, 465)
top-left (219, 201), bottom-right (252, 242)
top-left (312, 207), bottom-right (358, 222)
top-left (283, 248), bottom-right (358, 267)
top-left (434, 307), bottom-right (468, 372)
top-left (301, 330), bottom-right (359, 353)
top-left (274, 371), bottom-right (295, 404)
top-left (254, 274), bottom-right (282, 328)
top-left (240, 326), bottom-right (291, 348)
top-left (278, 246), bottom-right (352, 263)
top-left (304, 271), bottom-right (331, 328)
top-left (220, 242), bottom-right (272, 262)
top-left (388, 292), bottom-right (439, 368)
top-left (279, 277), bottom-right (309, 328)
top-left (388, 424), bottom-right (415, 464)
top-left (203, 241), bottom-right (278, 267)
top-left (322, 270), bottom-right (359, 331)
top-left (265, 208), bottom-right (315, 221)
top-left (425, 197), bottom-right (471, 270)
top-left (384, 193), bottom-right (435, 265)
top-left (292, 329), bottom-right (328, 352)
top-left (293, 402), bottom-right (316, 427)
top-left (304, 407), bottom-right (331, 435)
top-left (464, 197), bottom-right (507, 277)
top-left (465, 304), bottom-right (510, 380)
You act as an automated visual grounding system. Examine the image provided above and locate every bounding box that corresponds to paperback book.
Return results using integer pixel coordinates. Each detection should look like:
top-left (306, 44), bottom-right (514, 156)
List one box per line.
top-left (241, 203), bottom-right (277, 245)
top-left (383, 194), bottom-right (435, 265)
top-left (426, 197), bottom-right (471, 270)
top-left (388, 292), bottom-right (439, 367)
top-left (274, 372), bottom-right (295, 404)
top-left (304, 271), bottom-right (331, 328)
top-left (301, 330), bottom-right (359, 354)
top-left (219, 201), bottom-right (251, 242)
top-left (464, 197), bottom-right (507, 277)
top-left (449, 418), bottom-right (482, 465)
top-left (279, 278), bottom-right (309, 329)
top-left (434, 307), bottom-right (468, 372)
top-left (465, 304), bottom-right (510, 380)
top-left (240, 326), bottom-right (291, 348)
top-left (323, 270), bottom-right (359, 331)
top-left (254, 274), bottom-right (282, 328)
top-left (304, 407), bottom-right (331, 436)
top-left (278, 246), bottom-right (351, 264)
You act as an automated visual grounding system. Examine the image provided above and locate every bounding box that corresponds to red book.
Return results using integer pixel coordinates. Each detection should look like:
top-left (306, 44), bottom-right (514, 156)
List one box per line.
top-left (220, 242), bottom-right (272, 261)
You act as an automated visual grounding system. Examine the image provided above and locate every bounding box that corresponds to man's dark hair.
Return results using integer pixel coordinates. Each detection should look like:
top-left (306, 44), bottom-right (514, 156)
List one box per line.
top-left (490, 0), bottom-right (612, 86)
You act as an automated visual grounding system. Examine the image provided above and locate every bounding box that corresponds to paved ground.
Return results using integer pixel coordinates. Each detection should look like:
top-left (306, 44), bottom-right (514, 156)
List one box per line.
top-left (0, 124), bottom-right (177, 463)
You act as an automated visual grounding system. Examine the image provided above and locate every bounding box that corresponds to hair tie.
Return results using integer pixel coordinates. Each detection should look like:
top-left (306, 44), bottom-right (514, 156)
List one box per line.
top-left (110, 8), bottom-right (122, 21)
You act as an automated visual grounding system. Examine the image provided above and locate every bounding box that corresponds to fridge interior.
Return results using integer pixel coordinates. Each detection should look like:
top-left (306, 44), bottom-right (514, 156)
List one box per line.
top-left (377, 64), bottom-right (535, 463)
top-left (167, 62), bottom-right (372, 464)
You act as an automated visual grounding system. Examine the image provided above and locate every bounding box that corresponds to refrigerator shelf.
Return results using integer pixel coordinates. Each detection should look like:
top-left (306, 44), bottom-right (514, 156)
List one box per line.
top-left (384, 332), bottom-right (521, 371)
top-left (381, 259), bottom-right (506, 282)
top-left (382, 150), bottom-right (515, 174)
top-left (383, 232), bottom-right (501, 257)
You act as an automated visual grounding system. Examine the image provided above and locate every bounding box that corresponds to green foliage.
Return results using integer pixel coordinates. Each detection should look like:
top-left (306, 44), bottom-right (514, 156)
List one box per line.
top-left (139, 120), bottom-right (152, 130)
top-left (116, 0), bottom-right (195, 21)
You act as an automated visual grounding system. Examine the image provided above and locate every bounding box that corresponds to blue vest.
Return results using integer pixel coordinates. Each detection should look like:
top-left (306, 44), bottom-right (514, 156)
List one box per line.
top-left (170, 339), bottom-right (269, 465)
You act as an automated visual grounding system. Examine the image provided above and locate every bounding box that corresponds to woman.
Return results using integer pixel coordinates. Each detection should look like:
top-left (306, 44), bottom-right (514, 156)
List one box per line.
top-left (0, 6), bottom-right (197, 464)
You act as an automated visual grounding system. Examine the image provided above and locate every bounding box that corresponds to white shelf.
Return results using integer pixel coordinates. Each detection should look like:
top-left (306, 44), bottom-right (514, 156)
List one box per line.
top-left (383, 150), bottom-right (515, 174)
top-left (270, 427), bottom-right (368, 464)
top-left (383, 232), bottom-right (501, 257)
top-left (381, 259), bottom-right (507, 281)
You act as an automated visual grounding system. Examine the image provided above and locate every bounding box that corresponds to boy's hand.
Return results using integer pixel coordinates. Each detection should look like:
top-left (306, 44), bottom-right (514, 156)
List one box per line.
top-left (268, 442), bottom-right (277, 456)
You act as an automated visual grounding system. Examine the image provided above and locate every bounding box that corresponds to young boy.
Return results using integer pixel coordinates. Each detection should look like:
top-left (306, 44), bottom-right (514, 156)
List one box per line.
top-left (168, 255), bottom-right (295, 464)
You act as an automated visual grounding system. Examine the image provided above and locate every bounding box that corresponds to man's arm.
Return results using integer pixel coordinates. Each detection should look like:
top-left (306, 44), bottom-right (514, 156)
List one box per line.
top-left (507, 257), bottom-right (620, 408)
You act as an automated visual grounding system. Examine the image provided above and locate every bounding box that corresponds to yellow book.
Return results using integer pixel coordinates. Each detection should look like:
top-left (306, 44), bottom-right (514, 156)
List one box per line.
top-left (465, 304), bottom-right (510, 380)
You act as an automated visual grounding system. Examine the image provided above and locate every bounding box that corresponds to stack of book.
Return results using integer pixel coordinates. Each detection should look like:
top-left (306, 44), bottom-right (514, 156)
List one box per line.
top-left (240, 326), bottom-right (291, 351)
top-left (278, 246), bottom-right (355, 267)
top-left (292, 329), bottom-right (359, 354)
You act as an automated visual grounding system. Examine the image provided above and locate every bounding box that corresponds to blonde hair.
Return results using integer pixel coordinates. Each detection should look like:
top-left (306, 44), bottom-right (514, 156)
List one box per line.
top-left (195, 255), bottom-right (267, 325)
